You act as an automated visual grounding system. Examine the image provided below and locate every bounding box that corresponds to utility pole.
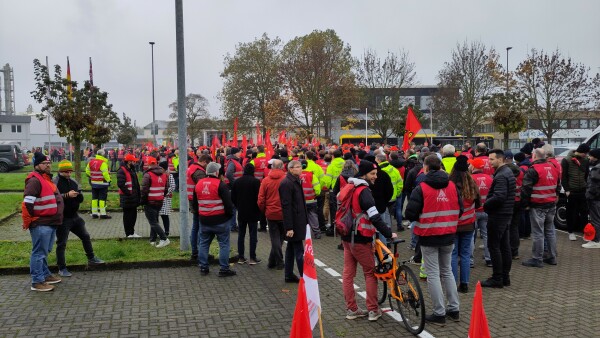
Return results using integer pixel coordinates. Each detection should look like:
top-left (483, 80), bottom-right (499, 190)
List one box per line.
top-left (506, 47), bottom-right (512, 91)
top-left (150, 41), bottom-right (157, 147)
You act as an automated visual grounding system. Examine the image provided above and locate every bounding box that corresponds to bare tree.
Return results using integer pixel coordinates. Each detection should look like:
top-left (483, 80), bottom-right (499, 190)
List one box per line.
top-left (434, 41), bottom-right (502, 137)
top-left (168, 93), bottom-right (210, 147)
top-left (355, 49), bottom-right (416, 142)
top-left (515, 49), bottom-right (594, 143)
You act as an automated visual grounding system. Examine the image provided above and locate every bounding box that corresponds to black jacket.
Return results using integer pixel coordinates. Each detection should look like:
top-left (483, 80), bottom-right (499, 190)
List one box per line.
top-left (521, 159), bottom-right (561, 209)
top-left (340, 177), bottom-right (393, 244)
top-left (372, 166), bottom-right (393, 213)
top-left (279, 172), bottom-right (308, 242)
top-left (117, 165), bottom-right (141, 209)
top-left (484, 164), bottom-right (516, 217)
top-left (231, 165), bottom-right (261, 222)
top-left (405, 170), bottom-right (463, 247)
top-left (561, 151), bottom-right (589, 193)
top-left (199, 175), bottom-right (235, 226)
top-left (587, 160), bottom-right (600, 200)
top-left (53, 174), bottom-right (84, 218)
top-left (403, 163), bottom-right (423, 194)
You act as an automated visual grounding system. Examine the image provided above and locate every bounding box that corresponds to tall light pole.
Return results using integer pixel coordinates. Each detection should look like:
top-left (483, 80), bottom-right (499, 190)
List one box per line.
top-left (506, 47), bottom-right (512, 92)
top-left (149, 41), bottom-right (157, 146)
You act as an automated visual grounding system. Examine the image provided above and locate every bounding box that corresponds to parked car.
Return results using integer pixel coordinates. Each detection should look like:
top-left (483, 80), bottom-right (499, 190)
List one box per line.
top-left (0, 143), bottom-right (25, 172)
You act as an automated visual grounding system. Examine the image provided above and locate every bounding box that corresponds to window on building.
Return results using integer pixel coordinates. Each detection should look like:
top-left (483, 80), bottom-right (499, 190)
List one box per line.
top-left (580, 119), bottom-right (589, 129)
top-left (590, 119), bottom-right (599, 129)
top-left (11, 125), bottom-right (21, 133)
top-left (569, 119), bottom-right (580, 129)
top-left (529, 119), bottom-right (542, 129)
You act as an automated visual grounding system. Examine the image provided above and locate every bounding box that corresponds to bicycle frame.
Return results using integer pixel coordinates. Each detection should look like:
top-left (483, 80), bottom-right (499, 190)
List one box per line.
top-left (374, 239), bottom-right (420, 305)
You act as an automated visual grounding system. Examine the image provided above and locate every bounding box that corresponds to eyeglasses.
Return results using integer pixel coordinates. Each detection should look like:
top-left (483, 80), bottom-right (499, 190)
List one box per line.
top-left (39, 162), bottom-right (51, 166)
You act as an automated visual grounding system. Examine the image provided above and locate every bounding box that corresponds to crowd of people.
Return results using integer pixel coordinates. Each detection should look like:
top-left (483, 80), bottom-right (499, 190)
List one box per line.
top-left (21, 138), bottom-right (600, 327)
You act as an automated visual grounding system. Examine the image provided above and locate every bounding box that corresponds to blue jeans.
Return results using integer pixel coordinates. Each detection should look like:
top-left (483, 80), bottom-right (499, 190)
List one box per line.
top-left (191, 212), bottom-right (200, 257)
top-left (30, 225), bottom-right (56, 285)
top-left (395, 195), bottom-right (404, 227)
top-left (410, 222), bottom-right (419, 249)
top-left (452, 230), bottom-right (474, 285)
top-left (230, 206), bottom-right (238, 231)
top-left (199, 218), bottom-right (232, 271)
top-left (285, 240), bottom-right (304, 279)
top-left (473, 212), bottom-right (490, 261)
top-left (378, 210), bottom-right (392, 242)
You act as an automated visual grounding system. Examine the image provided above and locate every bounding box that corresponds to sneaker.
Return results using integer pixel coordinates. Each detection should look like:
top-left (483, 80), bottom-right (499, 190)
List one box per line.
top-left (99, 215), bottom-right (112, 219)
top-left (408, 256), bottom-right (421, 265)
top-left (446, 311), bottom-right (460, 322)
top-left (512, 255), bottom-right (520, 260)
top-left (88, 257), bottom-right (105, 265)
top-left (569, 233), bottom-right (577, 241)
top-left (156, 238), bottom-right (170, 248)
top-left (218, 269), bottom-right (237, 277)
top-left (368, 309), bottom-right (383, 322)
top-left (314, 233), bottom-right (322, 239)
top-left (425, 313), bottom-right (446, 326)
top-left (44, 275), bottom-right (62, 284)
top-left (248, 258), bottom-right (262, 265)
top-left (458, 283), bottom-right (468, 293)
top-left (345, 308), bottom-right (368, 320)
top-left (149, 242), bottom-right (156, 246)
top-left (582, 241), bottom-right (600, 249)
top-left (127, 233), bottom-right (142, 238)
top-left (200, 268), bottom-right (209, 276)
top-left (480, 278), bottom-right (503, 288)
top-left (238, 257), bottom-right (247, 264)
top-left (58, 269), bottom-right (72, 277)
top-left (543, 258), bottom-right (557, 265)
top-left (31, 282), bottom-right (54, 292)
top-left (522, 258), bottom-right (543, 268)
top-left (91, 214), bottom-right (99, 219)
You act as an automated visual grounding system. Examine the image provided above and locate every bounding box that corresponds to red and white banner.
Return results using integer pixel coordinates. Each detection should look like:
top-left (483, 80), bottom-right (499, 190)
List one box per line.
top-left (303, 223), bottom-right (321, 329)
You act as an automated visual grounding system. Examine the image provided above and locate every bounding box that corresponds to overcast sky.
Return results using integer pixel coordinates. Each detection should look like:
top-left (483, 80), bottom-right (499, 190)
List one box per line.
top-left (1, 0), bottom-right (599, 128)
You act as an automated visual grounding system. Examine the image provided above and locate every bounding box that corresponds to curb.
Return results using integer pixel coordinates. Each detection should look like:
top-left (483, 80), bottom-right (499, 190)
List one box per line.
top-left (0, 256), bottom-right (240, 276)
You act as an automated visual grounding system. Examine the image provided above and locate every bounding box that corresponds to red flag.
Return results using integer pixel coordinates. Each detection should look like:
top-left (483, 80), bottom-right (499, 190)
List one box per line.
top-left (256, 122), bottom-right (263, 146)
top-left (241, 135), bottom-right (248, 153)
top-left (89, 57), bottom-right (94, 86)
top-left (468, 281), bottom-right (491, 338)
top-left (221, 131), bottom-right (227, 147)
top-left (211, 135), bottom-right (220, 160)
top-left (232, 118), bottom-right (238, 147)
top-left (265, 130), bottom-right (274, 160)
top-left (290, 278), bottom-right (312, 338)
top-left (278, 130), bottom-right (287, 145)
top-left (402, 106), bottom-right (422, 151)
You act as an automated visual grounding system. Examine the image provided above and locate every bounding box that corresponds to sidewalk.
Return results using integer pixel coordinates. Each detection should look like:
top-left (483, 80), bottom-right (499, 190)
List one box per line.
top-left (1, 212), bottom-right (599, 337)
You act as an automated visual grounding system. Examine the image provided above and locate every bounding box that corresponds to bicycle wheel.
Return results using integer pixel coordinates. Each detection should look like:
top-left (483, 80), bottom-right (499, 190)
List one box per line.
top-left (395, 265), bottom-right (426, 335)
top-left (378, 279), bottom-right (387, 305)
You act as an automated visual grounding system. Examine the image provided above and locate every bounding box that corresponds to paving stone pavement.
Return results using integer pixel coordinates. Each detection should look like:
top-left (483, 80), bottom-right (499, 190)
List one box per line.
top-left (1, 212), bottom-right (599, 337)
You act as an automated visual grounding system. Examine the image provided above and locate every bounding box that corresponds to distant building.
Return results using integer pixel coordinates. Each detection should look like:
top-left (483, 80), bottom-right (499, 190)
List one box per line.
top-left (0, 114), bottom-right (31, 147)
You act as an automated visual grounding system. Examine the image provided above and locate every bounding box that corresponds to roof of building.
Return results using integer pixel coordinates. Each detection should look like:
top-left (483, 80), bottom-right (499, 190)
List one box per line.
top-left (0, 115), bottom-right (31, 123)
top-left (142, 120), bottom-right (171, 129)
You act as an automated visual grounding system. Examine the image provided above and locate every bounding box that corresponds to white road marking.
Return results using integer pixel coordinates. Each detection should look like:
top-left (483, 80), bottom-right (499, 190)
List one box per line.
top-left (324, 267), bottom-right (341, 277)
top-left (314, 259), bottom-right (326, 267)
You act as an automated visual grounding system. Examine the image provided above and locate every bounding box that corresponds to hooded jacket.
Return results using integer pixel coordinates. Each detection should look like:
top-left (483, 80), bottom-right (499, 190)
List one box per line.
top-left (484, 164), bottom-right (516, 217)
top-left (140, 166), bottom-right (168, 208)
top-left (53, 174), bottom-right (84, 218)
top-left (587, 159), bottom-right (600, 200)
top-left (561, 151), bottom-right (589, 193)
top-left (340, 177), bottom-right (393, 244)
top-left (258, 169), bottom-right (286, 220)
top-left (231, 164), bottom-right (261, 221)
top-left (372, 166), bottom-right (394, 213)
top-left (321, 157), bottom-right (345, 189)
top-left (405, 170), bottom-right (463, 247)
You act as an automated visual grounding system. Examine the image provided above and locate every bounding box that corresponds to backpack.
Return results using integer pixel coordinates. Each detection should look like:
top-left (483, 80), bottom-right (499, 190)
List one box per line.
top-left (335, 182), bottom-right (367, 238)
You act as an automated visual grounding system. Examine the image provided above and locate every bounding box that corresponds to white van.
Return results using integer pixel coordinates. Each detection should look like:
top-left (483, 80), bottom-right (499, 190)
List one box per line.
top-left (583, 126), bottom-right (600, 149)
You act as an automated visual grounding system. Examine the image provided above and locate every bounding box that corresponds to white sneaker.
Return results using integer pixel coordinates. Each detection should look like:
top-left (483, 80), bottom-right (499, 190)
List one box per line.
top-left (127, 233), bottom-right (142, 238)
top-left (368, 309), bottom-right (383, 321)
top-left (582, 241), bottom-right (600, 249)
top-left (149, 242), bottom-right (156, 246)
top-left (569, 234), bottom-right (577, 241)
top-left (156, 239), bottom-right (170, 248)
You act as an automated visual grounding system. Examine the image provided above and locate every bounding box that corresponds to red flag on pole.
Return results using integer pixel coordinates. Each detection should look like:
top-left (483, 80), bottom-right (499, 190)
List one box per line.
top-left (256, 122), bottom-right (263, 146)
top-left (265, 130), bottom-right (274, 160)
top-left (289, 278), bottom-right (312, 338)
top-left (278, 130), bottom-right (287, 145)
top-left (232, 118), bottom-right (239, 147)
top-left (241, 135), bottom-right (248, 153)
top-left (402, 106), bottom-right (422, 151)
top-left (468, 281), bottom-right (491, 338)
top-left (221, 131), bottom-right (227, 147)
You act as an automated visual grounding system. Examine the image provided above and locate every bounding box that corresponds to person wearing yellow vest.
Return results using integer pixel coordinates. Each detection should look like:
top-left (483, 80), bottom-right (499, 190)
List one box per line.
top-left (140, 157), bottom-right (170, 248)
top-left (375, 153), bottom-right (403, 231)
top-left (405, 154), bottom-right (463, 325)
top-left (441, 145), bottom-right (457, 174)
top-left (117, 154), bottom-right (141, 238)
top-left (299, 160), bottom-right (322, 239)
top-left (305, 151), bottom-right (327, 231)
top-left (195, 162), bottom-right (236, 277)
top-left (168, 149), bottom-right (180, 191)
top-left (85, 149), bottom-right (111, 219)
top-left (23, 152), bottom-right (65, 292)
top-left (323, 149), bottom-right (345, 236)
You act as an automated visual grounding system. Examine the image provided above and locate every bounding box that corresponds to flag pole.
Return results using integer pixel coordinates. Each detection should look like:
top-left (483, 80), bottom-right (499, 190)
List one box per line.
top-left (365, 107), bottom-right (368, 146)
top-left (318, 308), bottom-right (324, 338)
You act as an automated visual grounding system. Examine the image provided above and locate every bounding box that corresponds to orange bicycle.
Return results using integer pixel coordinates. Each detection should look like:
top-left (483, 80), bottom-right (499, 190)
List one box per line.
top-left (374, 238), bottom-right (425, 335)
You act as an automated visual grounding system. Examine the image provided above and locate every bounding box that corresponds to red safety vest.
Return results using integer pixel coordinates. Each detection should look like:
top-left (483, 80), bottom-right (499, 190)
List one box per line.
top-left (300, 170), bottom-right (317, 203)
top-left (142, 155), bottom-right (149, 172)
top-left (27, 172), bottom-right (58, 217)
top-left (547, 158), bottom-right (562, 177)
top-left (186, 163), bottom-right (205, 201)
top-left (350, 185), bottom-right (377, 238)
top-left (515, 165), bottom-right (528, 202)
top-left (118, 166), bottom-right (133, 195)
top-left (458, 198), bottom-right (476, 226)
top-left (530, 162), bottom-right (558, 204)
top-left (472, 173), bottom-right (492, 212)
top-left (147, 171), bottom-right (167, 202)
top-left (223, 158), bottom-right (243, 185)
top-left (415, 181), bottom-right (460, 236)
top-left (89, 158), bottom-right (106, 184)
top-left (168, 157), bottom-right (175, 172)
top-left (477, 155), bottom-right (495, 176)
top-left (118, 150), bottom-right (124, 160)
top-left (253, 157), bottom-right (268, 181)
top-left (196, 177), bottom-right (225, 217)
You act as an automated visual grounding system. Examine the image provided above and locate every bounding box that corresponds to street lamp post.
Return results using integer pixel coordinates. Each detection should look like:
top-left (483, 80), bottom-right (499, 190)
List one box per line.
top-left (149, 41), bottom-right (157, 146)
top-left (506, 47), bottom-right (512, 91)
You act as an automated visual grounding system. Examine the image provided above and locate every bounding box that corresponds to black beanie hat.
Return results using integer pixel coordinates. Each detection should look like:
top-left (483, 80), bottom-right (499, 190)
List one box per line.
top-left (454, 155), bottom-right (469, 172)
top-left (589, 148), bottom-right (600, 159)
top-left (158, 161), bottom-right (168, 170)
top-left (33, 152), bottom-right (50, 167)
top-left (576, 143), bottom-right (590, 154)
top-left (356, 160), bottom-right (377, 177)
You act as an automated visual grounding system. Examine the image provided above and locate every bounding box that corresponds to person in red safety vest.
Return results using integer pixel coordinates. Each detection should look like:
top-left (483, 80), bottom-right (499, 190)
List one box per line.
top-left (23, 152), bottom-right (65, 292)
top-left (405, 154), bottom-right (463, 325)
top-left (140, 156), bottom-right (170, 248)
top-left (474, 143), bottom-right (495, 176)
top-left (195, 162), bottom-right (236, 277)
top-left (117, 154), bottom-right (142, 238)
top-left (520, 148), bottom-right (561, 268)
top-left (188, 154), bottom-right (211, 261)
